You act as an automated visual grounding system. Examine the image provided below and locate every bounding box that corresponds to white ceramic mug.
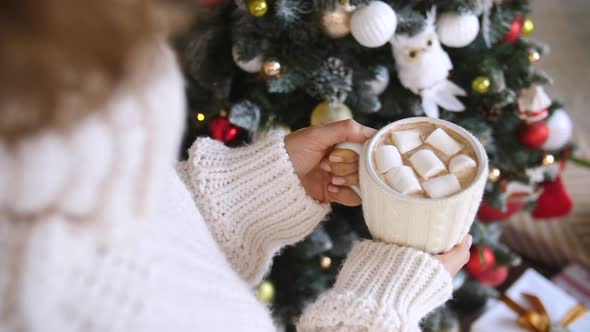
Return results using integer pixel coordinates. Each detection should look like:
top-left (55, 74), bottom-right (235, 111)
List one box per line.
top-left (337, 117), bottom-right (488, 253)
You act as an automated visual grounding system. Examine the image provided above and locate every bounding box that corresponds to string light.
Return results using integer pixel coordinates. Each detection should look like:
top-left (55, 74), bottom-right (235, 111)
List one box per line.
top-left (542, 154), bottom-right (555, 166)
top-left (197, 113), bottom-right (205, 121)
top-left (489, 168), bottom-right (501, 182)
top-left (320, 255), bottom-right (332, 269)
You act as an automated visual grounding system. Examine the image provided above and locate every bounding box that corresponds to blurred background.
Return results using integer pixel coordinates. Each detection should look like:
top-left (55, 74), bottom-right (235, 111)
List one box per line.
top-left (534, 0), bottom-right (590, 131)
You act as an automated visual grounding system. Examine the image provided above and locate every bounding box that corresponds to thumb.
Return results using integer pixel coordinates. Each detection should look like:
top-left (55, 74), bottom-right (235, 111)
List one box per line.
top-left (436, 234), bottom-right (472, 277)
top-left (312, 120), bottom-right (377, 147)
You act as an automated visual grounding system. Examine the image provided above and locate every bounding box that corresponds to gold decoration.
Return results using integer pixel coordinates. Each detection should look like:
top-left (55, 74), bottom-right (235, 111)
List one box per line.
top-left (501, 293), bottom-right (587, 332)
top-left (256, 280), bottom-right (275, 304)
top-left (320, 8), bottom-right (351, 38)
top-left (489, 168), bottom-right (501, 182)
top-left (320, 255), bottom-right (332, 269)
top-left (196, 113), bottom-right (205, 122)
top-left (522, 18), bottom-right (535, 37)
top-left (262, 59), bottom-right (281, 77)
top-left (310, 101), bottom-right (353, 125)
top-left (542, 154), bottom-right (555, 166)
top-left (247, 0), bottom-right (268, 17)
top-left (472, 76), bottom-right (491, 94)
top-left (528, 49), bottom-right (541, 63)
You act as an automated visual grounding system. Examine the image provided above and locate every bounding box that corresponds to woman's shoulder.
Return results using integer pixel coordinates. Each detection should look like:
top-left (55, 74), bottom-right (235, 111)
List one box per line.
top-left (0, 40), bottom-right (185, 222)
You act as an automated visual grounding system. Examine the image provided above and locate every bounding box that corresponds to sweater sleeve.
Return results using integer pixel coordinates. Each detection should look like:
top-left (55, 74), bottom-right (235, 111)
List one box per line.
top-left (297, 240), bottom-right (453, 332)
top-left (177, 131), bottom-right (331, 285)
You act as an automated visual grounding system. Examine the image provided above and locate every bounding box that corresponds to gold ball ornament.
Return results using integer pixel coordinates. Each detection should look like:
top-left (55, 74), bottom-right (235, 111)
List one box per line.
top-left (256, 280), bottom-right (275, 304)
top-left (472, 76), bottom-right (491, 94)
top-left (489, 168), bottom-right (501, 182)
top-left (528, 49), bottom-right (541, 63)
top-left (247, 0), bottom-right (268, 17)
top-left (542, 154), bottom-right (555, 166)
top-left (522, 18), bottom-right (535, 37)
top-left (311, 102), bottom-right (353, 125)
top-left (320, 8), bottom-right (351, 38)
top-left (262, 59), bottom-right (281, 77)
top-left (320, 255), bottom-right (332, 269)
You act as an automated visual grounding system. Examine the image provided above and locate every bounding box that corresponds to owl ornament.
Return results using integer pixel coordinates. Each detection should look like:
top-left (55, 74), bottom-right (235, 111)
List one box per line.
top-left (391, 8), bottom-right (466, 118)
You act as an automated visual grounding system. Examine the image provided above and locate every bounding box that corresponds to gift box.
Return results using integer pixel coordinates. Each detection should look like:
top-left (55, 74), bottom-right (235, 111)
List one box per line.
top-left (553, 264), bottom-right (590, 308)
top-left (471, 269), bottom-right (589, 332)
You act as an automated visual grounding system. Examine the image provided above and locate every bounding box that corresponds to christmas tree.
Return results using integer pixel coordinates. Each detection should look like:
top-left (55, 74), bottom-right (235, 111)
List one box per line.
top-left (175, 0), bottom-right (578, 330)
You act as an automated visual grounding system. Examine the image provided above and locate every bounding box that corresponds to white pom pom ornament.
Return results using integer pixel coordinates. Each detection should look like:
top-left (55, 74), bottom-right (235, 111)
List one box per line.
top-left (542, 109), bottom-right (573, 151)
top-left (350, 1), bottom-right (397, 48)
top-left (436, 12), bottom-right (480, 48)
top-left (232, 47), bottom-right (263, 73)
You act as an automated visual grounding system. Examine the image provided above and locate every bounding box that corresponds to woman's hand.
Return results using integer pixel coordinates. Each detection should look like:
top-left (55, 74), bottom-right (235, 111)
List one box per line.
top-left (436, 234), bottom-right (472, 277)
top-left (284, 120), bottom-right (377, 206)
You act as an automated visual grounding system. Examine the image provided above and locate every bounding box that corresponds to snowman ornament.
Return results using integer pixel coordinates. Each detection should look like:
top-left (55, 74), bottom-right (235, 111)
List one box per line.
top-left (391, 8), bottom-right (466, 118)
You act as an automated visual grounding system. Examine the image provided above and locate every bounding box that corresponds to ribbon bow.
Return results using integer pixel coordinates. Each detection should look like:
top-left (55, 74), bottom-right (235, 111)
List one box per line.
top-left (501, 293), bottom-right (587, 332)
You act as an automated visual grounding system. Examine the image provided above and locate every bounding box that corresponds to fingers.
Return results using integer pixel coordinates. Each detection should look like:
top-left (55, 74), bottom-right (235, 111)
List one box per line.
top-left (328, 162), bottom-right (358, 176)
top-left (435, 234), bottom-right (472, 277)
top-left (328, 149), bottom-right (359, 163)
top-left (320, 152), bottom-right (359, 176)
top-left (312, 119), bottom-right (377, 147)
top-left (327, 186), bottom-right (362, 206)
top-left (331, 173), bottom-right (359, 187)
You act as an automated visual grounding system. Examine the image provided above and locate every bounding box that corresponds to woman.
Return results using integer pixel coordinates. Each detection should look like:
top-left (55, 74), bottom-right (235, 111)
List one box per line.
top-left (0, 0), bottom-right (470, 331)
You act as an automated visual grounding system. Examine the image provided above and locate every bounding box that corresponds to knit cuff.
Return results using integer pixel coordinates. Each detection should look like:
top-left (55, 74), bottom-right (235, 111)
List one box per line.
top-left (178, 131), bottom-right (331, 285)
top-left (298, 240), bottom-right (453, 332)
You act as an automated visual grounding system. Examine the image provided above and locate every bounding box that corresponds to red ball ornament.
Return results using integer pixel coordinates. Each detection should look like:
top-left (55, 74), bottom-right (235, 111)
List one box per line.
top-left (518, 121), bottom-right (549, 149)
top-left (475, 266), bottom-right (509, 287)
top-left (477, 200), bottom-right (526, 222)
top-left (208, 116), bottom-right (241, 144)
top-left (504, 16), bottom-right (524, 44)
top-left (465, 246), bottom-right (496, 277)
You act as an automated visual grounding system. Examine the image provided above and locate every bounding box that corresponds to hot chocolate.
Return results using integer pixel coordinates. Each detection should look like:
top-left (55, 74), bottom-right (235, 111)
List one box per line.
top-left (372, 121), bottom-right (478, 199)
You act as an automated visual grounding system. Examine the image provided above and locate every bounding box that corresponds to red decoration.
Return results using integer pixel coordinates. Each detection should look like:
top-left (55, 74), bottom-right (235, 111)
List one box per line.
top-left (504, 16), bottom-right (524, 44)
top-left (208, 116), bottom-right (241, 144)
top-left (532, 176), bottom-right (573, 219)
top-left (475, 266), bottom-right (509, 287)
top-left (518, 121), bottom-right (549, 149)
top-left (477, 200), bottom-right (526, 222)
top-left (466, 246), bottom-right (496, 277)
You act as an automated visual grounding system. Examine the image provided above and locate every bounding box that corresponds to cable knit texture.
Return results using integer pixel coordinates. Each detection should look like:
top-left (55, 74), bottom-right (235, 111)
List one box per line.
top-left (177, 132), bottom-right (331, 285)
top-left (0, 40), bottom-right (453, 332)
top-left (298, 240), bottom-right (453, 332)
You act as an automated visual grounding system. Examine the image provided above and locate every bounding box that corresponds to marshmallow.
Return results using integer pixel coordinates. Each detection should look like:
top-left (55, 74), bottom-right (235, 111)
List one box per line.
top-left (391, 130), bottom-right (422, 154)
top-left (408, 149), bottom-right (446, 179)
top-left (374, 145), bottom-right (403, 173)
top-left (384, 166), bottom-right (423, 195)
top-left (425, 128), bottom-right (463, 157)
top-left (449, 154), bottom-right (477, 176)
top-left (423, 174), bottom-right (461, 198)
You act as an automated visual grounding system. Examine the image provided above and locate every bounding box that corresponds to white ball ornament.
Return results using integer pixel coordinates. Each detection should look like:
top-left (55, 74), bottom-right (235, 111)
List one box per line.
top-left (436, 12), bottom-right (480, 48)
top-left (350, 1), bottom-right (397, 48)
top-left (232, 47), bottom-right (263, 73)
top-left (542, 109), bottom-right (573, 150)
top-left (367, 65), bottom-right (390, 95)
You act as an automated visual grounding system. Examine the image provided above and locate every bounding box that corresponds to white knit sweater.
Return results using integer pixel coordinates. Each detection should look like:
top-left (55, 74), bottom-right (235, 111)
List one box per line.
top-left (0, 42), bottom-right (452, 332)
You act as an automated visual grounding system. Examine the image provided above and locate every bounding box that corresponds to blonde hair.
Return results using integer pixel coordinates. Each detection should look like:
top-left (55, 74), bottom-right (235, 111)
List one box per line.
top-left (0, 0), bottom-right (196, 142)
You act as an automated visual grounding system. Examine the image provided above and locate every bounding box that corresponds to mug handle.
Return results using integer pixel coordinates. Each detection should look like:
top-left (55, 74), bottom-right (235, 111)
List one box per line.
top-left (334, 142), bottom-right (363, 198)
